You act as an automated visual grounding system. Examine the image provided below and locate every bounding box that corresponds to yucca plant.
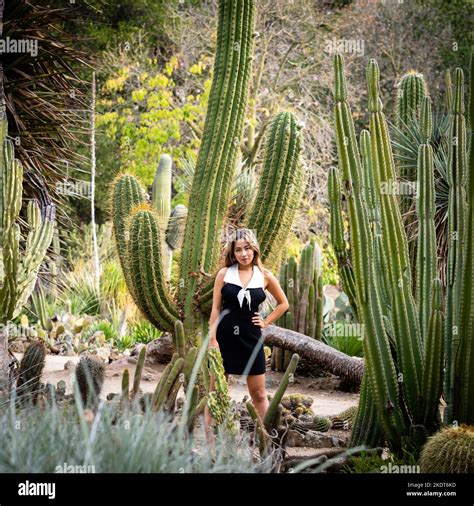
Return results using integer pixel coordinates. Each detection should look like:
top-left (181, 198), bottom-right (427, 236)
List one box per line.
top-left (329, 52), bottom-right (473, 454)
top-left (1, 0), bottom-right (90, 220)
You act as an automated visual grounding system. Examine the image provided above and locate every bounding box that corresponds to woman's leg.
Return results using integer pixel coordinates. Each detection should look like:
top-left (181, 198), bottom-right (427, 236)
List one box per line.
top-left (246, 373), bottom-right (269, 423)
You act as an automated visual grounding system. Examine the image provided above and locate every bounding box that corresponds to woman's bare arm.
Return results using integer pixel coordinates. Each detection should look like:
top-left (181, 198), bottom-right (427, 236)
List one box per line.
top-left (208, 267), bottom-right (226, 348)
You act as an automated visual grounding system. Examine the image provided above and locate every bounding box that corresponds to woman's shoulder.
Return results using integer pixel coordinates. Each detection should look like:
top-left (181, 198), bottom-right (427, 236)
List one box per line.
top-left (216, 266), bottom-right (229, 280)
top-left (261, 267), bottom-right (273, 278)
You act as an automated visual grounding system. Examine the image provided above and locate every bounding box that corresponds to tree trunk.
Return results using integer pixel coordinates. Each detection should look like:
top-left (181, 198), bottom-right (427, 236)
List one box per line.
top-left (262, 325), bottom-right (364, 385)
top-left (0, 326), bottom-right (9, 396)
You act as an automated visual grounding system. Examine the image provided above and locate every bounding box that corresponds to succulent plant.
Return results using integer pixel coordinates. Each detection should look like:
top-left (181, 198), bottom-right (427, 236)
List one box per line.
top-left (329, 53), bottom-right (473, 454)
top-left (420, 425), bottom-right (474, 473)
top-left (74, 354), bottom-right (105, 411)
top-left (15, 342), bottom-right (46, 404)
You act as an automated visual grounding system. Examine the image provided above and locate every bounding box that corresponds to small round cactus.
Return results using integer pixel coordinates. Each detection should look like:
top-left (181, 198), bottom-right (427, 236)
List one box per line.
top-left (420, 425), bottom-right (474, 473)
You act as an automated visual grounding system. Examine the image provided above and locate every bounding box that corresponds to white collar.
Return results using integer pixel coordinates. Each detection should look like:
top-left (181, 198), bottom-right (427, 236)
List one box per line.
top-left (224, 262), bottom-right (265, 289)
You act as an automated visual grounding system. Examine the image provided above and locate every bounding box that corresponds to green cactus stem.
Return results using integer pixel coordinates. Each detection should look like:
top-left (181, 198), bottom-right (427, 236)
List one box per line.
top-left (178, 0), bottom-right (257, 336)
top-left (396, 71), bottom-right (429, 129)
top-left (445, 68), bottom-right (468, 423)
top-left (121, 368), bottom-right (130, 409)
top-left (264, 353), bottom-right (299, 432)
top-left (128, 204), bottom-right (180, 332)
top-left (131, 346), bottom-right (146, 401)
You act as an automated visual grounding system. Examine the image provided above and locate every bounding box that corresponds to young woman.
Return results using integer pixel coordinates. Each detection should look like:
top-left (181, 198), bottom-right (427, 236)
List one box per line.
top-left (204, 228), bottom-right (289, 442)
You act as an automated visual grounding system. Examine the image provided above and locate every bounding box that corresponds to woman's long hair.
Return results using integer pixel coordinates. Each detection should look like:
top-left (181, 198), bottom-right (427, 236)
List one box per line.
top-left (221, 228), bottom-right (265, 272)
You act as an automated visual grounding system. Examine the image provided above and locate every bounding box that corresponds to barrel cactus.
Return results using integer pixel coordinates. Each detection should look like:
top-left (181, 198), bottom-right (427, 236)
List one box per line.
top-left (16, 342), bottom-right (46, 403)
top-left (329, 53), bottom-right (473, 454)
top-left (110, 0), bottom-right (304, 398)
top-left (0, 90), bottom-right (56, 395)
top-left (75, 354), bottom-right (105, 411)
top-left (420, 425), bottom-right (474, 473)
top-left (272, 239), bottom-right (324, 371)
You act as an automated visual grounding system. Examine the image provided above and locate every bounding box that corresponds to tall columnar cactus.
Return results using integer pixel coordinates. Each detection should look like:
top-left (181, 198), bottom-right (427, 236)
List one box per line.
top-left (329, 53), bottom-right (473, 454)
top-left (0, 96), bottom-right (55, 394)
top-left (328, 167), bottom-right (358, 320)
top-left (272, 239), bottom-right (324, 371)
top-left (396, 71), bottom-right (429, 129)
top-left (151, 154), bottom-right (188, 280)
top-left (111, 0), bottom-right (304, 401)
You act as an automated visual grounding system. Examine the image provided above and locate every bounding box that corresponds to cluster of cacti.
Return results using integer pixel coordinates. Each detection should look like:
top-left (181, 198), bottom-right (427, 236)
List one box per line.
top-left (206, 347), bottom-right (239, 435)
top-left (291, 415), bottom-right (332, 434)
top-left (246, 353), bottom-right (300, 460)
top-left (281, 393), bottom-right (314, 419)
top-left (15, 342), bottom-right (46, 403)
top-left (150, 321), bottom-right (199, 415)
top-left (0, 93), bottom-right (56, 394)
top-left (74, 354), bottom-right (105, 411)
top-left (420, 425), bottom-right (474, 473)
top-left (272, 239), bottom-right (324, 371)
top-left (119, 346), bottom-right (146, 410)
top-left (329, 52), bottom-right (473, 453)
top-left (110, 0), bottom-right (304, 407)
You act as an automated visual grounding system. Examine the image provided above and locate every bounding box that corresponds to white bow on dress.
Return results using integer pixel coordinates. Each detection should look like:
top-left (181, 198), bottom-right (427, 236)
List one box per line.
top-left (223, 263), bottom-right (265, 311)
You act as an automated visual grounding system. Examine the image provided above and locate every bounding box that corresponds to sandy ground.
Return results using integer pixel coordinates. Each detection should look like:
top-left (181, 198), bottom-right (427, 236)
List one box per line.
top-left (17, 352), bottom-right (359, 417)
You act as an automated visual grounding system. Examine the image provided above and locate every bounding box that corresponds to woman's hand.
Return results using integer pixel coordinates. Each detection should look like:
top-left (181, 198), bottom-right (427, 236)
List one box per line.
top-left (252, 312), bottom-right (268, 329)
top-left (209, 337), bottom-right (220, 350)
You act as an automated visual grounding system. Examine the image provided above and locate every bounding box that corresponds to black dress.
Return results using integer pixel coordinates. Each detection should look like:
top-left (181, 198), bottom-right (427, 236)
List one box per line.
top-left (216, 263), bottom-right (267, 375)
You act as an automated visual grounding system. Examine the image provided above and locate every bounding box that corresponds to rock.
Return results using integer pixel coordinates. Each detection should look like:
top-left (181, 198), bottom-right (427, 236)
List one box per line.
top-left (287, 429), bottom-right (348, 449)
top-left (265, 377), bottom-right (279, 388)
top-left (10, 341), bottom-right (25, 353)
top-left (143, 334), bottom-right (174, 365)
top-left (94, 346), bottom-right (110, 362)
top-left (64, 360), bottom-right (76, 371)
top-left (143, 373), bottom-right (153, 381)
top-left (131, 343), bottom-right (146, 356)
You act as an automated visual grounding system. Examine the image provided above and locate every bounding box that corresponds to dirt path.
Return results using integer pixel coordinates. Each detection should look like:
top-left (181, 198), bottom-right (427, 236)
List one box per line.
top-left (18, 352), bottom-right (359, 417)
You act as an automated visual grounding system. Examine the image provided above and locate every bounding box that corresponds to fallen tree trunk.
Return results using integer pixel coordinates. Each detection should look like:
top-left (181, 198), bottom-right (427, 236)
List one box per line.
top-left (262, 325), bottom-right (364, 385)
